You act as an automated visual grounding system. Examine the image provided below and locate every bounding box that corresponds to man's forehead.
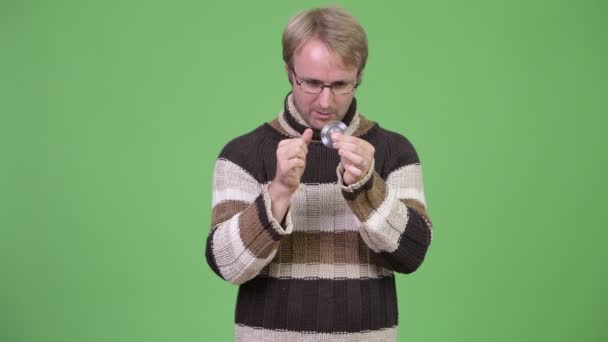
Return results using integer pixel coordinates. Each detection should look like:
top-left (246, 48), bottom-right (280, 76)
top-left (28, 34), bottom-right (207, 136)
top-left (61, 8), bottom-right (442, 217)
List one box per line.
top-left (295, 65), bottom-right (357, 82)
top-left (292, 39), bottom-right (358, 80)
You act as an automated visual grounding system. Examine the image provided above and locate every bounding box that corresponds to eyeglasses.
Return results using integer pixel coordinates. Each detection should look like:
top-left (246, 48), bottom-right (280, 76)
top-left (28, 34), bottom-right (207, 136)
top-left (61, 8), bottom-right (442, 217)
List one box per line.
top-left (291, 67), bottom-right (359, 95)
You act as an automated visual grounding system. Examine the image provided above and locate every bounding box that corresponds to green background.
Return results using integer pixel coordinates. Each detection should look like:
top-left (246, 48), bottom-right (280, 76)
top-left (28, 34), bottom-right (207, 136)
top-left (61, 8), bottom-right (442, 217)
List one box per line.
top-left (1, 0), bottom-right (606, 341)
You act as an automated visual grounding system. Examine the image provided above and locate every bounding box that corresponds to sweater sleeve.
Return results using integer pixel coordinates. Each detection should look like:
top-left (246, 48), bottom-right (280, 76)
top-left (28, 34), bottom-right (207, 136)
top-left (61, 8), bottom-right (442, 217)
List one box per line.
top-left (205, 157), bottom-right (293, 284)
top-left (337, 134), bottom-right (433, 274)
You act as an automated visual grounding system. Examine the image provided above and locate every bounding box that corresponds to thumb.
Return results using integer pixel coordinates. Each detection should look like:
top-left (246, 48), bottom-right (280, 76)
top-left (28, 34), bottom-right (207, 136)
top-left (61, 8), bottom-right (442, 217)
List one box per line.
top-left (302, 128), bottom-right (313, 145)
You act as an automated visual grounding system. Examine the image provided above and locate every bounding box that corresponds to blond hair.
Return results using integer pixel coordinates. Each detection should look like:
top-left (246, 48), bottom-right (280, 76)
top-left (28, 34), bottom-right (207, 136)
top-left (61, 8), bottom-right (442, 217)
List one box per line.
top-left (282, 6), bottom-right (368, 75)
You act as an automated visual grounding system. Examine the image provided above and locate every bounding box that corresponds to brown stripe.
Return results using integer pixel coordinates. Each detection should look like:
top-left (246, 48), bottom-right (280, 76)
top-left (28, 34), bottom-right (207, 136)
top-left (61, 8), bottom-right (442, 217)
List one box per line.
top-left (275, 231), bottom-right (373, 265)
top-left (211, 200), bottom-right (249, 229)
top-left (319, 231), bottom-right (334, 264)
top-left (401, 198), bottom-right (431, 223)
top-left (358, 233), bottom-right (370, 262)
top-left (344, 173), bottom-right (388, 222)
top-left (353, 115), bottom-right (376, 137)
top-left (238, 201), bottom-right (278, 259)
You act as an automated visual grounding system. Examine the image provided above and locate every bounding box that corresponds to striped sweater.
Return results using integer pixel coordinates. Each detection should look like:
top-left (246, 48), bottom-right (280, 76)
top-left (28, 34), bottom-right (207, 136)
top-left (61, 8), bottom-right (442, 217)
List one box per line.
top-left (205, 93), bottom-right (433, 341)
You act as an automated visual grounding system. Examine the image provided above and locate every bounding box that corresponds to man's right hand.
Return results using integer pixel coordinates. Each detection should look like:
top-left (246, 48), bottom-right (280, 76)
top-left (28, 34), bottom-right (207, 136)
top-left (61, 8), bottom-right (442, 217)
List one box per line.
top-left (268, 128), bottom-right (313, 222)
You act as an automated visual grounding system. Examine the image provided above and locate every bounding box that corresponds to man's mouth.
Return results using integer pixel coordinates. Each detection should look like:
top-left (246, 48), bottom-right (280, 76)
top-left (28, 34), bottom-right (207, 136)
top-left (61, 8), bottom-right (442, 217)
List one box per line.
top-left (314, 111), bottom-right (332, 117)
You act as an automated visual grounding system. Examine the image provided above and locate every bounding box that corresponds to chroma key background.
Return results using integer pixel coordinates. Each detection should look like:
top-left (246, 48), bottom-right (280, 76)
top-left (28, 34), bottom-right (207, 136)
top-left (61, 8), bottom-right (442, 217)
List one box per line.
top-left (1, 0), bottom-right (606, 341)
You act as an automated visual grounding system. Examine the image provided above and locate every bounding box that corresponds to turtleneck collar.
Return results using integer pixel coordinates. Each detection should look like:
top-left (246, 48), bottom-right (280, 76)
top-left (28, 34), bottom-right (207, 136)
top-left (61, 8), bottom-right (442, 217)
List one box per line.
top-left (278, 92), bottom-right (360, 141)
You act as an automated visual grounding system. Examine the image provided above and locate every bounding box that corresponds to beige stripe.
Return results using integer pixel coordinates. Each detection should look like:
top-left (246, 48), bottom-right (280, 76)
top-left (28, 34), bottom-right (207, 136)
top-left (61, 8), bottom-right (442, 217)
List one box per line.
top-left (343, 111), bottom-right (361, 136)
top-left (267, 117), bottom-right (291, 137)
top-left (261, 261), bottom-right (393, 280)
top-left (211, 200), bottom-right (249, 229)
top-left (212, 159), bottom-right (261, 206)
top-left (287, 94), bottom-right (310, 127)
top-left (360, 187), bottom-right (408, 253)
top-left (277, 110), bottom-right (302, 137)
top-left (386, 164), bottom-right (427, 206)
top-left (389, 163), bottom-right (433, 239)
top-left (212, 213), bottom-right (269, 284)
top-left (353, 115), bottom-right (376, 137)
top-left (235, 324), bottom-right (398, 342)
top-left (290, 183), bottom-right (362, 232)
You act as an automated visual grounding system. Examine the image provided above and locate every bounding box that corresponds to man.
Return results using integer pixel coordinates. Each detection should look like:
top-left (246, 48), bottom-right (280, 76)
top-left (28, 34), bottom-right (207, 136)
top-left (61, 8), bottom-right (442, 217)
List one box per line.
top-left (205, 6), bottom-right (432, 342)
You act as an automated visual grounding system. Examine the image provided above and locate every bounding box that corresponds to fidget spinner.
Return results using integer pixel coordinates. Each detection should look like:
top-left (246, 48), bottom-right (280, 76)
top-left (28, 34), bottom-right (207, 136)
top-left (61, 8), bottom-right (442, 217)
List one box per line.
top-left (320, 121), bottom-right (347, 148)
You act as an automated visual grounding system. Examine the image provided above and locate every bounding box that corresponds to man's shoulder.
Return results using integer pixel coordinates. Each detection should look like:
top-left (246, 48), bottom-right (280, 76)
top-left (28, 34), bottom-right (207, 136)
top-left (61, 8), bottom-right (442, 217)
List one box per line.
top-left (358, 115), bottom-right (415, 150)
top-left (215, 124), bottom-right (279, 179)
top-left (370, 124), bottom-right (421, 169)
top-left (218, 124), bottom-right (272, 157)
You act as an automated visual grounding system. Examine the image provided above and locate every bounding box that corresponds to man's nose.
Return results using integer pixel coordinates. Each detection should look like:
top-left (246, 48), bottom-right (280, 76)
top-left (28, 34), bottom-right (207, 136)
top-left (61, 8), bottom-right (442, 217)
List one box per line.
top-left (317, 86), bottom-right (334, 109)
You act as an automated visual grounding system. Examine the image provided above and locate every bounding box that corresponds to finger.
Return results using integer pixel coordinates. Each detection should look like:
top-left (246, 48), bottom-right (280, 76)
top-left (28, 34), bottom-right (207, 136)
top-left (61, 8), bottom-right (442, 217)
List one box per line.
top-left (280, 141), bottom-right (308, 159)
top-left (339, 149), bottom-right (366, 169)
top-left (340, 140), bottom-right (375, 162)
top-left (344, 163), bottom-right (364, 177)
top-left (289, 136), bottom-right (310, 152)
top-left (335, 141), bottom-right (361, 155)
top-left (287, 158), bottom-right (305, 170)
top-left (336, 134), bottom-right (360, 144)
top-left (302, 128), bottom-right (313, 145)
top-left (288, 150), bottom-right (307, 162)
top-left (337, 135), bottom-right (374, 157)
top-left (293, 146), bottom-right (308, 160)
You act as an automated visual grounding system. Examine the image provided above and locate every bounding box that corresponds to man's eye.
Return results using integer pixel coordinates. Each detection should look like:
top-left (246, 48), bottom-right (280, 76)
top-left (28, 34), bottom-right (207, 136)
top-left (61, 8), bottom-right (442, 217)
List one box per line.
top-left (332, 82), bottom-right (348, 90)
top-left (305, 80), bottom-right (323, 87)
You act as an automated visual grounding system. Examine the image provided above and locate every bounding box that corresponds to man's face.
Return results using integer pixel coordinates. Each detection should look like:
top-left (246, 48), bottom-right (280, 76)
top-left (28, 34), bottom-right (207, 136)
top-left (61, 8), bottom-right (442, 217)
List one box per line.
top-left (288, 38), bottom-right (359, 130)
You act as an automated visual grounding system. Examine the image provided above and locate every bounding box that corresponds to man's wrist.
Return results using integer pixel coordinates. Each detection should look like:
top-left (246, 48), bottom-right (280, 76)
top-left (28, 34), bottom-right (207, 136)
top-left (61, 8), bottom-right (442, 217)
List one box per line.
top-left (267, 181), bottom-right (294, 223)
top-left (268, 181), bottom-right (294, 201)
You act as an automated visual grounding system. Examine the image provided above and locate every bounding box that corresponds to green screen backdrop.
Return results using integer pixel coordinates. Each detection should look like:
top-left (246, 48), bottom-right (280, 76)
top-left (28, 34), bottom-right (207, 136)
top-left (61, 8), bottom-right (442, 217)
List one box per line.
top-left (1, 0), bottom-right (606, 341)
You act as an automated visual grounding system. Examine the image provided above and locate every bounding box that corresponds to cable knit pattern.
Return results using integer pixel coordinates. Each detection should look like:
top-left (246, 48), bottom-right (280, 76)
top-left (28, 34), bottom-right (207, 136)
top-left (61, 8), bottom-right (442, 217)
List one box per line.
top-left (205, 92), bottom-right (433, 341)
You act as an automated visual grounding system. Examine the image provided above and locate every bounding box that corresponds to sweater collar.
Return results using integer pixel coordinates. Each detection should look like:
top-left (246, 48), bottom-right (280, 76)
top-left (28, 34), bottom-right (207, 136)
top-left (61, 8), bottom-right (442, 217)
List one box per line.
top-left (278, 92), bottom-right (359, 141)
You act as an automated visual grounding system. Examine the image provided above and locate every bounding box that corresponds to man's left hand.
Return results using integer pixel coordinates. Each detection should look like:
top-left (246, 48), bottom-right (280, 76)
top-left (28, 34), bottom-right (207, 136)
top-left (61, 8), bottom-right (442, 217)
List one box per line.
top-left (331, 132), bottom-right (375, 186)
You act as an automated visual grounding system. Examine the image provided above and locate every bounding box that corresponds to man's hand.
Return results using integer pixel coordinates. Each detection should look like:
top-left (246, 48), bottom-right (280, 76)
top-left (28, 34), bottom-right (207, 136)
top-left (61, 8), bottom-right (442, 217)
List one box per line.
top-left (268, 128), bottom-right (313, 221)
top-left (331, 132), bottom-right (375, 186)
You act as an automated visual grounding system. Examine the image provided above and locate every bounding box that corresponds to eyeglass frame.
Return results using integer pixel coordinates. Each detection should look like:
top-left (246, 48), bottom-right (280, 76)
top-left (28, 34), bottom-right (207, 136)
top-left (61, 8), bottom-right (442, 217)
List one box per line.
top-left (290, 66), bottom-right (360, 95)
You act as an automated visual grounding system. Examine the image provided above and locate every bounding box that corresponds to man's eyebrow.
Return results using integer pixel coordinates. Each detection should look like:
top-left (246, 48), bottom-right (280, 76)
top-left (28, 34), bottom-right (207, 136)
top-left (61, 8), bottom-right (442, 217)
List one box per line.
top-left (302, 77), bottom-right (323, 83)
top-left (302, 76), bottom-right (352, 84)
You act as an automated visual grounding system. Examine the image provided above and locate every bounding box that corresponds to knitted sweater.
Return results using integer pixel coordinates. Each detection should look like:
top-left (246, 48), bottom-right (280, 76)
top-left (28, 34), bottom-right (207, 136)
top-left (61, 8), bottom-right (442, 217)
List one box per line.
top-left (205, 93), bottom-right (433, 342)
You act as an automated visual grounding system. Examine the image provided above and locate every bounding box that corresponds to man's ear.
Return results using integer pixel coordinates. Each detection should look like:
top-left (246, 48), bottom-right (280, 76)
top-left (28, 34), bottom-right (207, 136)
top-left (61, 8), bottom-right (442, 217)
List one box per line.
top-left (285, 63), bottom-right (293, 85)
